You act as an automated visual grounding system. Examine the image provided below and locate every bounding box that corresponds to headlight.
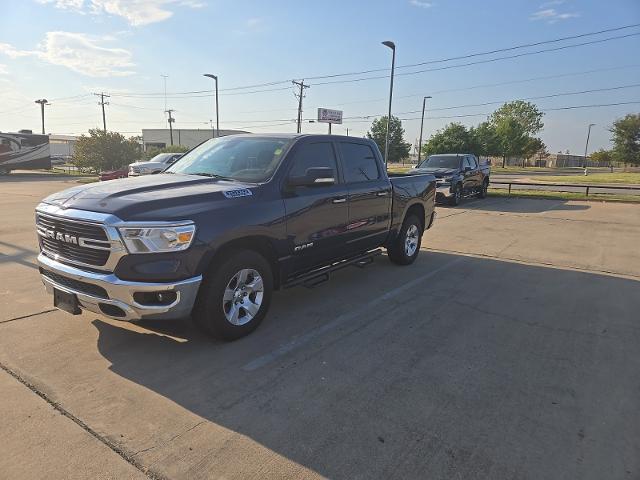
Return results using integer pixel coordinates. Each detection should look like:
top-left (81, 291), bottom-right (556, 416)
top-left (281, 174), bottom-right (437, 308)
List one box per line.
top-left (438, 176), bottom-right (453, 184)
top-left (118, 224), bottom-right (196, 253)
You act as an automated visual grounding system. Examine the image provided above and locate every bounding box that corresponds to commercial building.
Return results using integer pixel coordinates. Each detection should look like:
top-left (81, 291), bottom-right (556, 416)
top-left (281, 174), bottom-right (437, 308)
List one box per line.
top-left (141, 129), bottom-right (249, 151)
top-left (49, 134), bottom-right (77, 159)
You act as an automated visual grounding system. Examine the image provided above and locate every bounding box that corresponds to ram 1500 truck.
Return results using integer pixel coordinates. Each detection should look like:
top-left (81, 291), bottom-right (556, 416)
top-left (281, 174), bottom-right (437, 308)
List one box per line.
top-left (36, 134), bottom-right (436, 340)
top-left (412, 153), bottom-right (490, 205)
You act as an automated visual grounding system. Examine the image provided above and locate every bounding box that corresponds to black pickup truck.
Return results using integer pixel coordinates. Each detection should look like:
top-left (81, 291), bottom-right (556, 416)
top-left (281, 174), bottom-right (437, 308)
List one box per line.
top-left (412, 153), bottom-right (490, 205)
top-left (36, 134), bottom-right (436, 340)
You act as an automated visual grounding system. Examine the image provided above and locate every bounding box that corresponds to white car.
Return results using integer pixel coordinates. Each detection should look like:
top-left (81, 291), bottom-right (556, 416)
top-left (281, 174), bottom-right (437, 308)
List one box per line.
top-left (129, 153), bottom-right (182, 176)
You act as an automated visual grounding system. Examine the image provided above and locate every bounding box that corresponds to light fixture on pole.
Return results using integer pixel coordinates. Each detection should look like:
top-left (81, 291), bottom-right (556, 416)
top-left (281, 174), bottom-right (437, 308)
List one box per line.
top-left (583, 123), bottom-right (595, 168)
top-left (382, 40), bottom-right (396, 164)
top-left (203, 74), bottom-right (219, 138)
top-left (34, 99), bottom-right (49, 134)
top-left (417, 95), bottom-right (432, 164)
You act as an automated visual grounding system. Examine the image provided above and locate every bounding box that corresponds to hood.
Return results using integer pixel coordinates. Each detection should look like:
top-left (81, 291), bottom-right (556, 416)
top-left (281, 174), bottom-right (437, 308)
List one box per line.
top-left (411, 167), bottom-right (458, 178)
top-left (129, 161), bottom-right (164, 169)
top-left (41, 173), bottom-right (258, 221)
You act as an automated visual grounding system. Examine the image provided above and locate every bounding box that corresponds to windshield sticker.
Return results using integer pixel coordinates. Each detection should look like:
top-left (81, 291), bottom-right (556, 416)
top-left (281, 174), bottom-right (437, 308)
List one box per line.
top-left (223, 188), bottom-right (253, 199)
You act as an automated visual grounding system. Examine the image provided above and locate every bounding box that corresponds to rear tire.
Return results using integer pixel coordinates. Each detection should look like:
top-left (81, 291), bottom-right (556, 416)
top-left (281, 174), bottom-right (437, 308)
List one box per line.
top-left (193, 250), bottom-right (273, 341)
top-left (450, 183), bottom-right (462, 206)
top-left (388, 214), bottom-right (422, 265)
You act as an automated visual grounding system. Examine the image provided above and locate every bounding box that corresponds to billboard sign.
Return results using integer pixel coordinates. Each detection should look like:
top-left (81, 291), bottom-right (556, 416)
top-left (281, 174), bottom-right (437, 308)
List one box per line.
top-left (317, 108), bottom-right (343, 124)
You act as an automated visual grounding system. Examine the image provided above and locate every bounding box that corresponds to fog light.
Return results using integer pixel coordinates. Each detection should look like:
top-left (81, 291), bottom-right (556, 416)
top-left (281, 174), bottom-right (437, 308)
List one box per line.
top-left (133, 291), bottom-right (178, 306)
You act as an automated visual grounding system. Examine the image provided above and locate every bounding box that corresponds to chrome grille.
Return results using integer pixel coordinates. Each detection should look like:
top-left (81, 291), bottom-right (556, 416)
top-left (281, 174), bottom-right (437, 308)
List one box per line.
top-left (36, 213), bottom-right (111, 267)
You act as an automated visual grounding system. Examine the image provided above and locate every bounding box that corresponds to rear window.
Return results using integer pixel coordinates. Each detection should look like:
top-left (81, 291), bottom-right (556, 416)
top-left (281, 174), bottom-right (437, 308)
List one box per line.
top-left (339, 142), bottom-right (380, 182)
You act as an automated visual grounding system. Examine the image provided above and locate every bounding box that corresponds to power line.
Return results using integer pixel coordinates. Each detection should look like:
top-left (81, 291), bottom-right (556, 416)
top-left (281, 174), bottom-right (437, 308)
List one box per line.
top-left (97, 23), bottom-right (640, 97)
top-left (99, 83), bottom-right (640, 126)
top-left (322, 64), bottom-right (640, 108)
top-left (303, 23), bottom-right (640, 81)
top-left (311, 32), bottom-right (640, 86)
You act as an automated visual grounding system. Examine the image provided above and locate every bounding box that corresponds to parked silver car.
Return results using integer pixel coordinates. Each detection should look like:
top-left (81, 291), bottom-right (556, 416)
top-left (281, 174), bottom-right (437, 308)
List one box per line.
top-left (129, 153), bottom-right (182, 176)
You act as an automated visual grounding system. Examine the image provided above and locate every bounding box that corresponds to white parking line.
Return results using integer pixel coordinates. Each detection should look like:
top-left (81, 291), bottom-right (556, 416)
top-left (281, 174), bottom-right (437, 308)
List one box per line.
top-left (242, 256), bottom-right (466, 371)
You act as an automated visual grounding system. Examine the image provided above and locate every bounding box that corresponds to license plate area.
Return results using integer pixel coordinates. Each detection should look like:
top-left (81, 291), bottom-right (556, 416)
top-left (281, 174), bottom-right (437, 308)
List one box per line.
top-left (53, 288), bottom-right (81, 315)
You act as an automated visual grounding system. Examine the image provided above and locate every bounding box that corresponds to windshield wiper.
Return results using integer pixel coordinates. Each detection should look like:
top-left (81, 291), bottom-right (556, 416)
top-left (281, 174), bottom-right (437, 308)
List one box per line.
top-left (189, 172), bottom-right (235, 181)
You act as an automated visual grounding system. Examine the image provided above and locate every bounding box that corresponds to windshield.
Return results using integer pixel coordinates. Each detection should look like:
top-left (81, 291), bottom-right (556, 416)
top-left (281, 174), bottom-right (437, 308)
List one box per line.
top-left (419, 155), bottom-right (461, 169)
top-left (149, 153), bottom-right (175, 163)
top-left (165, 136), bottom-right (293, 182)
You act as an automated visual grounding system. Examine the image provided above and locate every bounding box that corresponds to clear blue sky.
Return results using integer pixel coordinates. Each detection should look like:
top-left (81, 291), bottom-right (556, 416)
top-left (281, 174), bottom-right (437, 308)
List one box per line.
top-left (1, 0), bottom-right (639, 153)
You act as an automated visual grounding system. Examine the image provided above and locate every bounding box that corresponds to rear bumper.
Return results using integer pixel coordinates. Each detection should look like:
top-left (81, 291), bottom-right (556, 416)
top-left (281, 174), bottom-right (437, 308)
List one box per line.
top-left (37, 253), bottom-right (201, 321)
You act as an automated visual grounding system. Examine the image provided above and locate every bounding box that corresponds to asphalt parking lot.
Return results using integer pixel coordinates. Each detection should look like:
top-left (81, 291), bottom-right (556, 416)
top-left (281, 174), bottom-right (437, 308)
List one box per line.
top-left (1, 175), bottom-right (639, 480)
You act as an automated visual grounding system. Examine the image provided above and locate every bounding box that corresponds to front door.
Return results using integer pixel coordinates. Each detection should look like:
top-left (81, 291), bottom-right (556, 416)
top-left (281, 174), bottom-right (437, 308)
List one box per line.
top-left (282, 140), bottom-right (349, 273)
top-left (462, 156), bottom-right (477, 193)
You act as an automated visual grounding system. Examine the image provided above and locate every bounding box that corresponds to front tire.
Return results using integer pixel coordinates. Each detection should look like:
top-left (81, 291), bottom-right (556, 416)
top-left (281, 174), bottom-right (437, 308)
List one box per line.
top-left (478, 179), bottom-right (489, 198)
top-left (450, 183), bottom-right (462, 206)
top-left (388, 214), bottom-right (423, 265)
top-left (193, 250), bottom-right (273, 341)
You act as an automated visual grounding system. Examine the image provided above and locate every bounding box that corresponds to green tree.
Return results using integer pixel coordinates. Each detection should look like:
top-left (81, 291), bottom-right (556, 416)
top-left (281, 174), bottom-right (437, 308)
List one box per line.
top-left (144, 144), bottom-right (189, 160)
top-left (422, 123), bottom-right (475, 157)
top-left (490, 100), bottom-right (544, 136)
top-left (367, 115), bottom-right (411, 163)
top-left (494, 117), bottom-right (529, 167)
top-left (590, 148), bottom-right (614, 166)
top-left (471, 121), bottom-right (500, 157)
top-left (73, 129), bottom-right (140, 173)
top-left (609, 113), bottom-right (640, 166)
top-left (522, 137), bottom-right (547, 167)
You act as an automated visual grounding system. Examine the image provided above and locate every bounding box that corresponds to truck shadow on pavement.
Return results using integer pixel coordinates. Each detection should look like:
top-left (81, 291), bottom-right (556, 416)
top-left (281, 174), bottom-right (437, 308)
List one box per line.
top-left (0, 240), bottom-right (39, 271)
top-left (90, 250), bottom-right (640, 480)
top-left (450, 197), bottom-right (591, 214)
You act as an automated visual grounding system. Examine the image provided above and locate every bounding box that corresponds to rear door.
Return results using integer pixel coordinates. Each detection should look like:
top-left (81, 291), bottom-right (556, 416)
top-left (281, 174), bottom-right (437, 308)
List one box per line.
top-left (282, 140), bottom-right (349, 272)
top-left (337, 140), bottom-right (392, 253)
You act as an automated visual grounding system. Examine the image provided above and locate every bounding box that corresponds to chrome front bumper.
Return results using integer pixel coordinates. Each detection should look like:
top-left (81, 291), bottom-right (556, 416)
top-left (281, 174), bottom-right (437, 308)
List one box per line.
top-left (38, 253), bottom-right (202, 321)
top-left (436, 185), bottom-right (452, 197)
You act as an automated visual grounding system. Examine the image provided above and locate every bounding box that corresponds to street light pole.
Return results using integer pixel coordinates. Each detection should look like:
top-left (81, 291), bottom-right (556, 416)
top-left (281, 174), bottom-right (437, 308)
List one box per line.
top-left (203, 74), bottom-right (219, 138)
top-left (417, 95), bottom-right (432, 164)
top-left (382, 40), bottom-right (396, 164)
top-left (583, 123), bottom-right (595, 168)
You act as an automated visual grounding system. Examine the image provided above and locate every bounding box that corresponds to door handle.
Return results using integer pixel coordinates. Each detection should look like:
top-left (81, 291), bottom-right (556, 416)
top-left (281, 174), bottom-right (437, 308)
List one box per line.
top-left (332, 197), bottom-right (347, 204)
top-left (376, 191), bottom-right (389, 197)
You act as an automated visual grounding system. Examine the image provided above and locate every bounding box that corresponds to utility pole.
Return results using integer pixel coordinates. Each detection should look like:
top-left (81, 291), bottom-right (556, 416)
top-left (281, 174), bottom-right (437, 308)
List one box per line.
top-left (94, 93), bottom-right (110, 132)
top-left (34, 99), bottom-right (49, 134)
top-left (165, 109), bottom-right (175, 145)
top-left (417, 95), bottom-right (432, 164)
top-left (292, 80), bottom-right (310, 134)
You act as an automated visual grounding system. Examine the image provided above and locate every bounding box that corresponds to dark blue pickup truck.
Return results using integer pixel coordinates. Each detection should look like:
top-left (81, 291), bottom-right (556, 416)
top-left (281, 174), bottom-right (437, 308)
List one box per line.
top-left (36, 134), bottom-right (436, 340)
top-left (412, 153), bottom-right (490, 205)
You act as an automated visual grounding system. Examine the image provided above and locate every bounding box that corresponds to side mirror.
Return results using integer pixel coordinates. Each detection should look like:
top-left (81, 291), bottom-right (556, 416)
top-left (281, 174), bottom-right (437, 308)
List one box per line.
top-left (288, 167), bottom-right (335, 187)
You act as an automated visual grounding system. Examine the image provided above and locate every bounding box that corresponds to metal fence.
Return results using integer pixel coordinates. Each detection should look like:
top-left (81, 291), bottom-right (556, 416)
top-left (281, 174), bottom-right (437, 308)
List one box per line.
top-left (490, 181), bottom-right (640, 196)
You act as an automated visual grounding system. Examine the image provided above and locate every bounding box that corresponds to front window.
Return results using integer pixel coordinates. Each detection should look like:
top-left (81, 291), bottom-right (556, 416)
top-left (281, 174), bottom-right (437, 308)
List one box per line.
top-left (165, 136), bottom-right (293, 182)
top-left (419, 155), bottom-right (461, 169)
